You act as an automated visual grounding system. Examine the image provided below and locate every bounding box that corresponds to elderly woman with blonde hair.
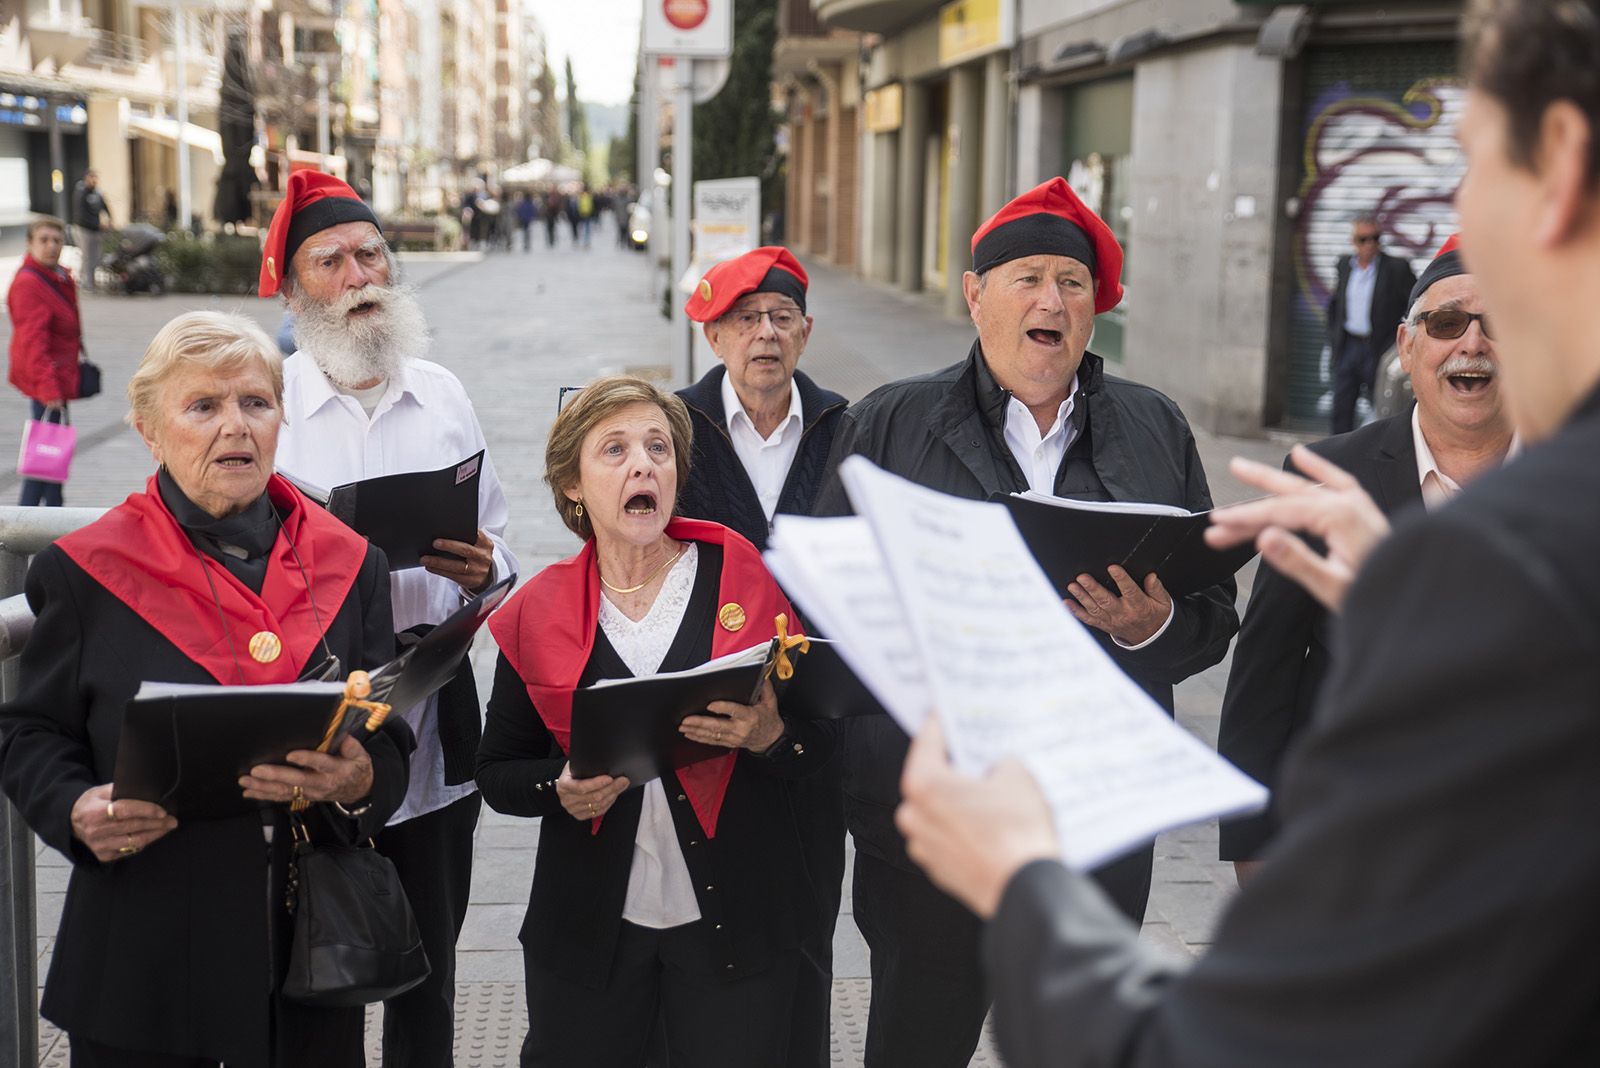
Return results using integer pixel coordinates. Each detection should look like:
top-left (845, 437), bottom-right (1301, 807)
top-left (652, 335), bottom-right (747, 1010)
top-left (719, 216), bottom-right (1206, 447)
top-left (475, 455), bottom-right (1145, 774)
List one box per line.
top-left (0, 310), bottom-right (413, 1067)
top-left (478, 374), bottom-right (834, 1067)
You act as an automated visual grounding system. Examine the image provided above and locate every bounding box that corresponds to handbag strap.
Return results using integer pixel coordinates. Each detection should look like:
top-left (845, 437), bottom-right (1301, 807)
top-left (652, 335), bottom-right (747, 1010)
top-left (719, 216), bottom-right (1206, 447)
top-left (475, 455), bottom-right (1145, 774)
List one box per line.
top-left (39, 406), bottom-right (69, 427)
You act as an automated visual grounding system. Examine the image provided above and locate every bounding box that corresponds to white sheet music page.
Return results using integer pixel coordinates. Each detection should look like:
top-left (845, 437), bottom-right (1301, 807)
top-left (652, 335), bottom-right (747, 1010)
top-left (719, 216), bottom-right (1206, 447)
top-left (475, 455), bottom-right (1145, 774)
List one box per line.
top-left (837, 456), bottom-right (1267, 871)
top-left (765, 516), bottom-right (934, 731)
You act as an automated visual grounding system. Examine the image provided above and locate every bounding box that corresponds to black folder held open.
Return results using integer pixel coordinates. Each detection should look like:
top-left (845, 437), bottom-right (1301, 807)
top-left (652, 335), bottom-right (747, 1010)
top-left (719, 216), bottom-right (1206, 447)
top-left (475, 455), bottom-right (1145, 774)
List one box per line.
top-left (112, 574), bottom-right (514, 820)
top-left (996, 491), bottom-right (1257, 599)
top-left (290, 451), bottom-right (484, 571)
top-left (568, 640), bottom-right (780, 786)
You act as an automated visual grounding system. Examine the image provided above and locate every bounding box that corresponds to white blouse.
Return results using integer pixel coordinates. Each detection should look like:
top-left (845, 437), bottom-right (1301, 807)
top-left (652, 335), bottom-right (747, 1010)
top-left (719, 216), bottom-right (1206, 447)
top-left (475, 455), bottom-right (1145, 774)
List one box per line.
top-left (598, 543), bottom-right (703, 929)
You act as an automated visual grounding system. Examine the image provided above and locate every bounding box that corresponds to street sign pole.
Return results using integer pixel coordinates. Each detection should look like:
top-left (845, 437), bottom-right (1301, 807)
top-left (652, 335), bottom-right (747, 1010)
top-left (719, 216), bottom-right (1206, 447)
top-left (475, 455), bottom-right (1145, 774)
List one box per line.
top-left (670, 57), bottom-right (694, 387)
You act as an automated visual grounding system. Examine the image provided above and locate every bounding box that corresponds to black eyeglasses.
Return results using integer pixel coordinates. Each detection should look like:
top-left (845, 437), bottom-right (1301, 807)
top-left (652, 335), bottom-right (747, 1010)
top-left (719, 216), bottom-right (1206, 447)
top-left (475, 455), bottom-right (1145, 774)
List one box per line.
top-left (1412, 309), bottom-right (1493, 341)
top-left (1353, 234), bottom-right (1379, 245)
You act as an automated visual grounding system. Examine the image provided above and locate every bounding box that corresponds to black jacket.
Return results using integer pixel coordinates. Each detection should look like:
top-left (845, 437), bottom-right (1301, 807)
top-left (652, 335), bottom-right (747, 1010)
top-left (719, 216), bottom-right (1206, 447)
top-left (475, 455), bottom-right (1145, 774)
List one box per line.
top-left (1326, 251), bottom-right (1417, 352)
top-left (979, 385), bottom-right (1600, 1068)
top-left (0, 543), bottom-right (411, 1067)
top-left (476, 542), bottom-right (836, 990)
top-left (675, 366), bottom-right (848, 552)
top-left (1216, 411), bottom-right (1422, 860)
top-left (814, 344), bottom-right (1239, 870)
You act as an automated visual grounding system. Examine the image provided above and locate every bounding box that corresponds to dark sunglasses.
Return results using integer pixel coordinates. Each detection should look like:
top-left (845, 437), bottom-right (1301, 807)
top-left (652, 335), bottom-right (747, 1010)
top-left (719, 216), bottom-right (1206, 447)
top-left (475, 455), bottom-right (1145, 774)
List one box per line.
top-left (1353, 234), bottom-right (1379, 244)
top-left (1412, 309), bottom-right (1493, 341)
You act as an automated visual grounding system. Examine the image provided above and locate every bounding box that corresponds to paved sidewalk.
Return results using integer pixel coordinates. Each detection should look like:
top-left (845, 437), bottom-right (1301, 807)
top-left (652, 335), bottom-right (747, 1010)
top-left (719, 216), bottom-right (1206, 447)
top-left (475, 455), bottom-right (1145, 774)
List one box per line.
top-left (3, 239), bottom-right (1289, 1066)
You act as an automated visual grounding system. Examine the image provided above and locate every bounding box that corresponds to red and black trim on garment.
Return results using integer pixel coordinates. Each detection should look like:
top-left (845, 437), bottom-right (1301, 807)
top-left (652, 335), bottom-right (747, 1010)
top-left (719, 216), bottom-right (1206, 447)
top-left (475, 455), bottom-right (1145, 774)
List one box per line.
top-left (684, 246), bottom-right (809, 322)
top-left (55, 474), bottom-right (370, 685)
top-left (1409, 233), bottom-right (1465, 307)
top-left (487, 518), bottom-right (800, 838)
top-left (970, 176), bottom-right (1126, 314)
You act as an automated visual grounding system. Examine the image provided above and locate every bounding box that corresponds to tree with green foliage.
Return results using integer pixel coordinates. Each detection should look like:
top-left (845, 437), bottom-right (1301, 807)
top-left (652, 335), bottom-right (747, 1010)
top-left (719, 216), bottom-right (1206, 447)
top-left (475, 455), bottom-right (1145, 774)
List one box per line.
top-left (691, 0), bottom-right (780, 213)
top-left (565, 57), bottom-right (591, 158)
top-left (613, 61), bottom-right (641, 186)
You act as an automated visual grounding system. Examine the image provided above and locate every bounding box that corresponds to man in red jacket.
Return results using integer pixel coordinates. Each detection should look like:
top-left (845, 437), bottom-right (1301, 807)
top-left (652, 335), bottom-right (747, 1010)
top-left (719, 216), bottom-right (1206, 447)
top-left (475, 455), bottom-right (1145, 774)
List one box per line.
top-left (7, 216), bottom-right (82, 506)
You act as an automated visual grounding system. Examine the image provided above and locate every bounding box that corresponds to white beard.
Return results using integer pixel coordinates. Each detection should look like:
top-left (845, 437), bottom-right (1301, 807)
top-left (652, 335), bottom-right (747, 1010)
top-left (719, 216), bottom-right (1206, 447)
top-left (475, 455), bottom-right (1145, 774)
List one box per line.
top-left (290, 282), bottom-right (431, 388)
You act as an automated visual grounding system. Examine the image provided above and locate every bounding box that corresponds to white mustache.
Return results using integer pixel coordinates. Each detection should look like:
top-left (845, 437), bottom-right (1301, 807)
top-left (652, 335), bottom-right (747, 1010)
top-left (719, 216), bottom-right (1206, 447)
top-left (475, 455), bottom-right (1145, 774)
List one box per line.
top-left (1438, 355), bottom-right (1496, 378)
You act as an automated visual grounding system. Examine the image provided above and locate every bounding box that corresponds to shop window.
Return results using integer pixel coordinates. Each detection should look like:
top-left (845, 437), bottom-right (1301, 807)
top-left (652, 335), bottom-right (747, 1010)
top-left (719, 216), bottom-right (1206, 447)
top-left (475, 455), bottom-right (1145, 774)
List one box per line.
top-left (1061, 75), bottom-right (1133, 363)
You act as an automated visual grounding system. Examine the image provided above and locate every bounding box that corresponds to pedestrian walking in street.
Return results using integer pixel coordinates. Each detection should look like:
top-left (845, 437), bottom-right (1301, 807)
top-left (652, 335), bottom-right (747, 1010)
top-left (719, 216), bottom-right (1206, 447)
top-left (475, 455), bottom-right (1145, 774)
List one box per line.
top-left (516, 191), bottom-right (538, 252)
top-left (578, 185), bottom-right (595, 248)
top-left (545, 190), bottom-right (564, 248)
top-left (1326, 214), bottom-right (1417, 433)
top-left (814, 176), bottom-right (1238, 1068)
top-left (72, 170), bottom-right (111, 290)
top-left (565, 191), bottom-right (581, 246)
top-left (7, 216), bottom-right (84, 507)
top-left (478, 375), bottom-right (834, 1068)
top-left (894, 3), bottom-right (1600, 1064)
top-left (676, 247), bottom-right (849, 1068)
top-left (1217, 233), bottom-right (1517, 883)
top-left (260, 170), bottom-right (518, 1068)
top-left (0, 309), bottom-right (414, 1068)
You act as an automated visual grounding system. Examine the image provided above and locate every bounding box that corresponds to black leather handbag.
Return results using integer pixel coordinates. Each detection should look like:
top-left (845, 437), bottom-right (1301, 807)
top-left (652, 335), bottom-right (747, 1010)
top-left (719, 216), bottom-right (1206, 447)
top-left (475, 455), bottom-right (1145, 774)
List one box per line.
top-left (76, 351), bottom-right (102, 400)
top-left (281, 820), bottom-right (430, 1007)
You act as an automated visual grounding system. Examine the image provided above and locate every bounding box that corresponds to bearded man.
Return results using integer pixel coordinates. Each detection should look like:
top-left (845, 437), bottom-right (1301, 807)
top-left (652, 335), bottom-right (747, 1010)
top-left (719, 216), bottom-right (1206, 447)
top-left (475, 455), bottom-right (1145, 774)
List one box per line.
top-left (259, 171), bottom-right (517, 1068)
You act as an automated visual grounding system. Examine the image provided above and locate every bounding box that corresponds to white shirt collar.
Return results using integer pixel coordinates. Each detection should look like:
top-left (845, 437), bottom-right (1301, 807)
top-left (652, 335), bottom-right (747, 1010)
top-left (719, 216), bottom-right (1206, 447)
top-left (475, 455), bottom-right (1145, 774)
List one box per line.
top-left (721, 369), bottom-right (802, 443)
top-left (1411, 404), bottom-right (1521, 511)
top-left (289, 351), bottom-right (423, 422)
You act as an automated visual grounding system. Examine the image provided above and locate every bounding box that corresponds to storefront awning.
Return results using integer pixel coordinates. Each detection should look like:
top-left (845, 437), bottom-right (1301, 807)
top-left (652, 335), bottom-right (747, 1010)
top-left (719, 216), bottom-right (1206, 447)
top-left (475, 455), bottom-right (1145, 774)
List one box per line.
top-left (127, 115), bottom-right (224, 164)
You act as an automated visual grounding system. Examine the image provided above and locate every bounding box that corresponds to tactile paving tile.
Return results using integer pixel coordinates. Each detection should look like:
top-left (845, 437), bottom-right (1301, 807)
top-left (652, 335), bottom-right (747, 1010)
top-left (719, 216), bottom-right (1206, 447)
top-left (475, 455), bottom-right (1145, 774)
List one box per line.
top-left (829, 979), bottom-right (1005, 1067)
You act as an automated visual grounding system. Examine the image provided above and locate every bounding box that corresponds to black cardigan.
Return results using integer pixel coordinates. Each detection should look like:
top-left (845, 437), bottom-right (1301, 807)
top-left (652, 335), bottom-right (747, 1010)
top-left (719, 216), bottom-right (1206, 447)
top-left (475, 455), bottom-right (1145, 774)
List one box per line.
top-left (476, 542), bottom-right (835, 989)
top-left (675, 367), bottom-right (848, 551)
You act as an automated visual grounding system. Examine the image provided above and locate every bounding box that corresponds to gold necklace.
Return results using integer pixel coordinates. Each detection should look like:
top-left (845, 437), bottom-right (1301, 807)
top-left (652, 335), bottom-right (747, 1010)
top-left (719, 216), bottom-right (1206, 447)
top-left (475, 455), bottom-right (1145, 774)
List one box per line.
top-left (600, 544), bottom-right (686, 595)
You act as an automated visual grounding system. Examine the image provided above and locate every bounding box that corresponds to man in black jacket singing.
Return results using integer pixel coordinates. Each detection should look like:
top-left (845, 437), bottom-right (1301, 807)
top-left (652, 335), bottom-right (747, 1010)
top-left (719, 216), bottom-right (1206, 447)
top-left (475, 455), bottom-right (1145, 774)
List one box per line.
top-left (675, 245), bottom-right (847, 1068)
top-left (813, 177), bottom-right (1238, 1068)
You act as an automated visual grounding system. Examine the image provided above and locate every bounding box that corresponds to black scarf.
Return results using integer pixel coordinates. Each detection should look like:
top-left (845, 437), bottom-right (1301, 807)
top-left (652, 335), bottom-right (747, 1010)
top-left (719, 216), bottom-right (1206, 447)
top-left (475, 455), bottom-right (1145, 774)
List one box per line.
top-left (157, 468), bottom-right (279, 594)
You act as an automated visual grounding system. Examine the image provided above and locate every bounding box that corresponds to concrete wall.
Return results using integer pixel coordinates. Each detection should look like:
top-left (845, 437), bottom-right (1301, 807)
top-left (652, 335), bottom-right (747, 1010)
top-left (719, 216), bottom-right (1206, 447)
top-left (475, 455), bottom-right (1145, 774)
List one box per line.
top-left (1122, 43), bottom-right (1283, 435)
top-left (1013, 82), bottom-right (1065, 190)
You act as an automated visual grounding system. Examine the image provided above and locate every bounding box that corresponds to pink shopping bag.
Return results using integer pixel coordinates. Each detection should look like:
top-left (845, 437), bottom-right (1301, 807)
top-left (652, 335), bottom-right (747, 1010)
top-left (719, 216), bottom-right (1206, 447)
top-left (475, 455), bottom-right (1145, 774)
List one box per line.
top-left (17, 417), bottom-right (76, 484)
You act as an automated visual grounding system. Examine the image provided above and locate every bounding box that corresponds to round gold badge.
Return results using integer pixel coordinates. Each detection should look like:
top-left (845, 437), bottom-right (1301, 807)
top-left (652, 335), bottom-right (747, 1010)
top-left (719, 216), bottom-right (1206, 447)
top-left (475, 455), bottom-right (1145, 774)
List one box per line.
top-left (697, 278), bottom-right (713, 302)
top-left (717, 602), bottom-right (747, 632)
top-left (248, 631), bottom-right (282, 664)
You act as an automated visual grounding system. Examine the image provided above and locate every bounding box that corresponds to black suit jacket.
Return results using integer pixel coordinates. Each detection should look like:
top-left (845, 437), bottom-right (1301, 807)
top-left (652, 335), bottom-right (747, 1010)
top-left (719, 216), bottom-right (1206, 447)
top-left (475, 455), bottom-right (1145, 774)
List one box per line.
top-left (979, 386), bottom-right (1600, 1068)
top-left (1216, 411), bottom-right (1422, 859)
top-left (1326, 251), bottom-right (1417, 353)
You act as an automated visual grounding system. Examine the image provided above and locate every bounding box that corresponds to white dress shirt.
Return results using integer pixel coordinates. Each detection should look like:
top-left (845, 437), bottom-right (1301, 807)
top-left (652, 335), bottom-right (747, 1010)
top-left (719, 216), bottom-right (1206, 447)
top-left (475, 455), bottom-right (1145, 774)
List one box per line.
top-left (276, 352), bottom-right (518, 826)
top-left (1003, 376), bottom-right (1173, 649)
top-left (722, 372), bottom-right (804, 523)
top-left (600, 545), bottom-right (702, 929)
top-left (1344, 259), bottom-right (1378, 337)
top-left (1412, 405), bottom-right (1521, 512)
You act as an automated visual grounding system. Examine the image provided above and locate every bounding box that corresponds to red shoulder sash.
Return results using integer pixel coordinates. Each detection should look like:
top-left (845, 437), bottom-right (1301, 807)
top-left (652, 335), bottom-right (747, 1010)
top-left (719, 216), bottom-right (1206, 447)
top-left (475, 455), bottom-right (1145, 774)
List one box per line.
top-left (488, 518), bottom-right (799, 837)
top-left (57, 474), bottom-right (370, 684)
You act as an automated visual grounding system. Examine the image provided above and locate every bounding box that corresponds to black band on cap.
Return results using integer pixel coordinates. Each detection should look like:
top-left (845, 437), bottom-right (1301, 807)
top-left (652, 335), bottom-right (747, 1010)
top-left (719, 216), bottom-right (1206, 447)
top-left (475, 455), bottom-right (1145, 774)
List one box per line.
top-left (755, 266), bottom-right (806, 313)
top-left (973, 214), bottom-right (1097, 276)
top-left (1408, 249), bottom-right (1465, 308)
top-left (285, 196), bottom-right (382, 269)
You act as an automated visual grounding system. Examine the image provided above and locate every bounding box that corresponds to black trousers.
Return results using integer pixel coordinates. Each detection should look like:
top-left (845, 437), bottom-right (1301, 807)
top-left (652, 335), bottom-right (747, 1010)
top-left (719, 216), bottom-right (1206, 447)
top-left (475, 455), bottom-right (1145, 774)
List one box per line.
top-left (376, 791), bottom-right (482, 1068)
top-left (853, 845), bottom-right (1153, 1068)
top-left (523, 921), bottom-right (798, 1068)
top-left (1331, 331), bottom-right (1380, 434)
top-left (788, 772), bottom-right (846, 1068)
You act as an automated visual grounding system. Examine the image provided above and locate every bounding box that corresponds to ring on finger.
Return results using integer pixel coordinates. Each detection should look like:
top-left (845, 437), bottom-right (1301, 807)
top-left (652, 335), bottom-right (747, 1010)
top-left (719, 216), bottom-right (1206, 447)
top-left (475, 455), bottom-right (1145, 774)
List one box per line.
top-left (105, 801), bottom-right (117, 821)
top-left (118, 835), bottom-right (139, 856)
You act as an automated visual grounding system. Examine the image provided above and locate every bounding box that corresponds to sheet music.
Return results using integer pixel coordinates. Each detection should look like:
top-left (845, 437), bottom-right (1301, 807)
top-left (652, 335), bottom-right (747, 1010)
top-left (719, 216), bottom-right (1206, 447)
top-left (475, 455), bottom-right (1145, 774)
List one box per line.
top-left (766, 516), bottom-right (933, 731)
top-left (838, 457), bottom-right (1267, 871)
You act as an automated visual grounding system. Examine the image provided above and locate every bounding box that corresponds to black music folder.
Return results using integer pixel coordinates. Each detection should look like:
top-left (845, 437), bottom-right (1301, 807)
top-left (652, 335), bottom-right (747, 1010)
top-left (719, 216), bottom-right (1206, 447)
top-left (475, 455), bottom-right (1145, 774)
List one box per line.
top-left (322, 451), bottom-right (484, 571)
top-left (997, 491), bottom-right (1257, 598)
top-left (113, 681), bottom-right (357, 820)
top-left (778, 639), bottom-right (887, 720)
top-left (366, 572), bottom-right (515, 714)
top-left (569, 640), bottom-right (779, 785)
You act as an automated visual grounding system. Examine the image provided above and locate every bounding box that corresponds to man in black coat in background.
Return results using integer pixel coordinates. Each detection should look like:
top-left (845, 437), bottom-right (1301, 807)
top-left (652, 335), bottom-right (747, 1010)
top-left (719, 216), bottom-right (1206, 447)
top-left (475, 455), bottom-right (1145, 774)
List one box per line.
top-left (675, 246), bottom-right (847, 1068)
top-left (1217, 234), bottom-right (1517, 881)
top-left (813, 178), bottom-right (1238, 1068)
top-left (1326, 214), bottom-right (1418, 433)
top-left (893, 2), bottom-right (1600, 1063)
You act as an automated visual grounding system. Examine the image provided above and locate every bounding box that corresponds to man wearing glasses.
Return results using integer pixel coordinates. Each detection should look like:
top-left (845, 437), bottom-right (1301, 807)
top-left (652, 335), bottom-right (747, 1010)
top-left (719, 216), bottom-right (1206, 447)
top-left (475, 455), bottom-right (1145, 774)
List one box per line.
top-left (676, 245), bottom-right (849, 1068)
top-left (1218, 233), bottom-right (1516, 883)
top-left (1327, 214), bottom-right (1418, 433)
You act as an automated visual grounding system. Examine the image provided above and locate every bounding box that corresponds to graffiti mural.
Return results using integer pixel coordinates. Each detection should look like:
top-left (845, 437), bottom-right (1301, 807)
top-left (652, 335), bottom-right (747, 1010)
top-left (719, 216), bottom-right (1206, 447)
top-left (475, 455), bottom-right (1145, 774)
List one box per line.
top-left (1284, 53), bottom-right (1466, 425)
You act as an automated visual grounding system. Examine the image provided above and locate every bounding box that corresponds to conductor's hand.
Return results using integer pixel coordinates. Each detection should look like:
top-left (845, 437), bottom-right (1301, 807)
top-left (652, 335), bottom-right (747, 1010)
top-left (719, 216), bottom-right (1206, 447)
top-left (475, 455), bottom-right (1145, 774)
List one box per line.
top-left (895, 719), bottom-right (1060, 920)
top-left (1065, 565), bottom-right (1172, 646)
top-left (555, 763), bottom-right (630, 822)
top-left (421, 528), bottom-right (495, 593)
top-left (1205, 445), bottom-right (1390, 612)
top-left (72, 783), bottom-right (177, 863)
top-left (239, 735), bottom-right (374, 807)
top-left (682, 680), bottom-right (783, 752)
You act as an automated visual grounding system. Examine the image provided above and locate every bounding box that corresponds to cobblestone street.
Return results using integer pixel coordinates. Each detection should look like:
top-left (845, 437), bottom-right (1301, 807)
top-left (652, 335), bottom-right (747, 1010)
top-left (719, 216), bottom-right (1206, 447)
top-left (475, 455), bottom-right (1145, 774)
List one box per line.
top-left (2, 236), bottom-right (1287, 1066)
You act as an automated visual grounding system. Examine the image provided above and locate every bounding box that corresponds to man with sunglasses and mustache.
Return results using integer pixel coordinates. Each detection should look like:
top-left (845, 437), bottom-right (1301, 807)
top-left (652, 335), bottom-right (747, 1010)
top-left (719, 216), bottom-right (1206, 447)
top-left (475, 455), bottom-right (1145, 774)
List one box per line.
top-left (1327, 214), bottom-right (1418, 433)
top-left (1218, 234), bottom-right (1517, 883)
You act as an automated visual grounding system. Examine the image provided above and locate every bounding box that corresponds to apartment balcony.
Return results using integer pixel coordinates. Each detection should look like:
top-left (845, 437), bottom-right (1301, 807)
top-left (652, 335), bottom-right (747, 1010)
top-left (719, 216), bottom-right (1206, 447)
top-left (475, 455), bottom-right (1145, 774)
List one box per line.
top-left (78, 28), bottom-right (148, 71)
top-left (810, 0), bottom-right (938, 35)
top-left (25, 15), bottom-right (99, 69)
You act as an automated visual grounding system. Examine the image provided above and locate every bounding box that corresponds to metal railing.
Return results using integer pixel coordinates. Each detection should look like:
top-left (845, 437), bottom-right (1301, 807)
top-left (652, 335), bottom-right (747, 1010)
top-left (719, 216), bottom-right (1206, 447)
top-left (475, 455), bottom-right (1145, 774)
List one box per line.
top-left (80, 27), bottom-right (148, 69)
top-left (0, 506), bottom-right (104, 1068)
